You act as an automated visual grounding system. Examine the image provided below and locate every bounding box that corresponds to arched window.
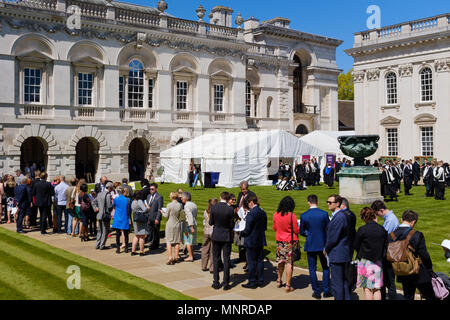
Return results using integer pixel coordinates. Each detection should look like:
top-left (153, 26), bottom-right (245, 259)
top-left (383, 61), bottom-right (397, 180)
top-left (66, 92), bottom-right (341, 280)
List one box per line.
top-left (295, 124), bottom-right (308, 135)
top-left (420, 67), bottom-right (433, 102)
top-left (386, 72), bottom-right (397, 105)
top-left (245, 80), bottom-right (251, 117)
top-left (128, 60), bottom-right (144, 108)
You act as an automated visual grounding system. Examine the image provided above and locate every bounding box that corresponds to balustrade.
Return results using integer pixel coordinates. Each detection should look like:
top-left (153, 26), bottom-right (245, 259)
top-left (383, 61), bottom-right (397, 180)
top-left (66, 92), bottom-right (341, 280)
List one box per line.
top-left (77, 106), bottom-right (95, 118)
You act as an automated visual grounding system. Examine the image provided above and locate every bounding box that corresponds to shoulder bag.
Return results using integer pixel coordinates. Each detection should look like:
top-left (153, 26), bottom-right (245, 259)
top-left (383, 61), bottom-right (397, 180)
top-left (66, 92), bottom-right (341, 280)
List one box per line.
top-left (290, 213), bottom-right (301, 262)
top-left (133, 200), bottom-right (149, 223)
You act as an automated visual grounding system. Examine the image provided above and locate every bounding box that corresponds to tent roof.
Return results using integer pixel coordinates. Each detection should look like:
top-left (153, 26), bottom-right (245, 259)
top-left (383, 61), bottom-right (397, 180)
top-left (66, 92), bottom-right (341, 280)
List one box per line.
top-left (160, 130), bottom-right (323, 159)
top-left (299, 130), bottom-right (355, 155)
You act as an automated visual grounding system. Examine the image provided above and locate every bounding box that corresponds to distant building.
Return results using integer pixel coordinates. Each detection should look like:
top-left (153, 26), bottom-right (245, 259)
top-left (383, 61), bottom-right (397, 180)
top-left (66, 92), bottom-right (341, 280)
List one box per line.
top-left (346, 13), bottom-right (450, 161)
top-left (0, 0), bottom-right (342, 180)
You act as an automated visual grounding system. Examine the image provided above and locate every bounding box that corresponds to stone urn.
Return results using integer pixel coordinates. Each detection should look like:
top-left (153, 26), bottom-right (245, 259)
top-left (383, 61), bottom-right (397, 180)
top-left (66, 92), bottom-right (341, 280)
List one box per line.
top-left (337, 135), bottom-right (379, 166)
top-left (235, 12), bottom-right (244, 28)
top-left (196, 5), bottom-right (206, 21)
top-left (157, 0), bottom-right (168, 13)
top-left (337, 135), bottom-right (383, 204)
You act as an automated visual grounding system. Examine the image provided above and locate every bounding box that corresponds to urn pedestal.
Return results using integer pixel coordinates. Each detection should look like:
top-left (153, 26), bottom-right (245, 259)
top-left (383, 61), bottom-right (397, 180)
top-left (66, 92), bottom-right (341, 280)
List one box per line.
top-left (337, 166), bottom-right (383, 205)
top-left (337, 135), bottom-right (383, 205)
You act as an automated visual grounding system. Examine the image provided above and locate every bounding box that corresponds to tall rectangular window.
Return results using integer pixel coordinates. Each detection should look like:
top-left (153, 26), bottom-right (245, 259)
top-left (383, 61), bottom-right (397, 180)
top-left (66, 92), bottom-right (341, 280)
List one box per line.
top-left (386, 72), bottom-right (397, 105)
top-left (148, 78), bottom-right (154, 109)
top-left (119, 76), bottom-right (124, 107)
top-left (176, 81), bottom-right (188, 110)
top-left (420, 68), bottom-right (433, 102)
top-left (214, 84), bottom-right (224, 112)
top-left (24, 68), bottom-right (41, 103)
top-left (245, 80), bottom-right (251, 117)
top-left (78, 73), bottom-right (93, 106)
top-left (386, 128), bottom-right (398, 156)
top-left (421, 127), bottom-right (433, 156)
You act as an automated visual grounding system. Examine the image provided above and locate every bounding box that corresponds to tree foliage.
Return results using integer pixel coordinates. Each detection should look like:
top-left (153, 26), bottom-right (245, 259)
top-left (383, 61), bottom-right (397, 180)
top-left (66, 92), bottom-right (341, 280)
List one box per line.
top-left (338, 69), bottom-right (354, 100)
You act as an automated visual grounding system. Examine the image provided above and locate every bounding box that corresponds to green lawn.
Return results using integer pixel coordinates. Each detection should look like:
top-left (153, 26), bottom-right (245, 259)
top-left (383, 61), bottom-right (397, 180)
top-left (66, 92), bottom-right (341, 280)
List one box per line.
top-left (154, 182), bottom-right (450, 274)
top-left (0, 227), bottom-right (194, 300)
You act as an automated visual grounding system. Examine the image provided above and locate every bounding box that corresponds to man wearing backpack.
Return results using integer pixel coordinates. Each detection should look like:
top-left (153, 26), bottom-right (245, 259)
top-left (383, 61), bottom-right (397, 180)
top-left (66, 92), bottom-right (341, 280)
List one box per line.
top-left (389, 210), bottom-right (435, 300)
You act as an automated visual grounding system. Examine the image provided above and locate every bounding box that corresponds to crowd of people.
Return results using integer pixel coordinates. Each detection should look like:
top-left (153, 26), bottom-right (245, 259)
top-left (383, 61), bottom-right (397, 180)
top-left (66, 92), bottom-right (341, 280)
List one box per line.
top-left (1, 168), bottom-right (449, 301)
top-left (274, 157), bottom-right (450, 202)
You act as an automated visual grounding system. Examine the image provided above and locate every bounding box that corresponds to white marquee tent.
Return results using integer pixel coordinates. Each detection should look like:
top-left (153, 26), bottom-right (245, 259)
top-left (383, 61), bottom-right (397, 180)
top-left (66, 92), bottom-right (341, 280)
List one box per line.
top-left (160, 130), bottom-right (323, 188)
top-left (299, 130), bottom-right (355, 160)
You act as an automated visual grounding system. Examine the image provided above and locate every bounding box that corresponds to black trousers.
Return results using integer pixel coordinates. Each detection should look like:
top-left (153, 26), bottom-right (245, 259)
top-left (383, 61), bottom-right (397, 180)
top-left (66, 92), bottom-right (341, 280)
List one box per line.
top-left (37, 205), bottom-right (49, 234)
top-left (402, 281), bottom-right (436, 300)
top-left (30, 205), bottom-right (38, 226)
top-left (16, 208), bottom-right (25, 232)
top-left (404, 179), bottom-right (412, 194)
top-left (115, 229), bottom-right (129, 248)
top-left (435, 182), bottom-right (446, 200)
top-left (148, 221), bottom-right (161, 249)
top-left (381, 260), bottom-right (398, 300)
top-left (212, 240), bottom-right (231, 285)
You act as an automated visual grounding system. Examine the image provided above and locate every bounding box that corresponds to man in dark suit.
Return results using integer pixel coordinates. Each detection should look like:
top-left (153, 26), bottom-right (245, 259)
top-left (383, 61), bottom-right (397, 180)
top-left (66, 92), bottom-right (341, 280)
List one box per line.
top-left (434, 161), bottom-right (446, 200)
top-left (140, 179), bottom-right (150, 200)
top-left (209, 192), bottom-right (234, 290)
top-left (240, 194), bottom-right (267, 289)
top-left (236, 180), bottom-right (256, 263)
top-left (324, 194), bottom-right (351, 300)
top-left (300, 194), bottom-right (331, 299)
top-left (412, 161), bottom-right (421, 186)
top-left (121, 178), bottom-right (134, 198)
top-left (14, 177), bottom-right (29, 233)
top-left (95, 176), bottom-right (108, 194)
top-left (146, 183), bottom-right (163, 250)
top-left (403, 161), bottom-right (413, 196)
top-left (391, 210), bottom-right (435, 300)
top-left (340, 198), bottom-right (357, 293)
top-left (32, 172), bottom-right (54, 234)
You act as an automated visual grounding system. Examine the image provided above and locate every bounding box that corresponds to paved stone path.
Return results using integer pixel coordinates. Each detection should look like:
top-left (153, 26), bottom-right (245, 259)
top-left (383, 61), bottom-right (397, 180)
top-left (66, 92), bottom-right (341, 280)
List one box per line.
top-left (1, 223), bottom-right (365, 300)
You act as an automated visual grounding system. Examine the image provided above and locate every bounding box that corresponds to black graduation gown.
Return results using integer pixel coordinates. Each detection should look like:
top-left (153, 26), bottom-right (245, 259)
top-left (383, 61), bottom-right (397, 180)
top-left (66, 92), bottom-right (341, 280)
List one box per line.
top-left (323, 167), bottom-right (335, 187)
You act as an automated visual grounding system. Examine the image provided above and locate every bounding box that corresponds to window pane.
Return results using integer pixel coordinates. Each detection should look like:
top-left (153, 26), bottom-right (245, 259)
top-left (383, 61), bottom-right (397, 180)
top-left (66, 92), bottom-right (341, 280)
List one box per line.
top-left (78, 73), bottom-right (93, 105)
top-left (128, 60), bottom-right (144, 108)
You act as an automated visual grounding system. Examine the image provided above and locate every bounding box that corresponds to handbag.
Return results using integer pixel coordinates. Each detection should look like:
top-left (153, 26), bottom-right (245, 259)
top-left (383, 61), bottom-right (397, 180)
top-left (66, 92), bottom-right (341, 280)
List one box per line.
top-left (290, 213), bottom-right (301, 262)
top-left (431, 272), bottom-right (449, 300)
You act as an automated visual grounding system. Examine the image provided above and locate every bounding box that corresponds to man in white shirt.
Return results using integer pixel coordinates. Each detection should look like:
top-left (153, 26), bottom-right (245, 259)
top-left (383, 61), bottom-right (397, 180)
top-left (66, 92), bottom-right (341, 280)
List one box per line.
top-left (54, 175), bottom-right (69, 233)
top-left (434, 161), bottom-right (446, 200)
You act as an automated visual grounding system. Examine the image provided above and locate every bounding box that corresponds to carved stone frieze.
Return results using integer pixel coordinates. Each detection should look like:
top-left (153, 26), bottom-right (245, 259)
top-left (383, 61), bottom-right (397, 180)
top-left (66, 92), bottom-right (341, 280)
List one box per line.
top-left (398, 64), bottom-right (413, 77)
top-left (366, 69), bottom-right (380, 81)
top-left (352, 70), bottom-right (365, 83)
top-left (435, 59), bottom-right (450, 73)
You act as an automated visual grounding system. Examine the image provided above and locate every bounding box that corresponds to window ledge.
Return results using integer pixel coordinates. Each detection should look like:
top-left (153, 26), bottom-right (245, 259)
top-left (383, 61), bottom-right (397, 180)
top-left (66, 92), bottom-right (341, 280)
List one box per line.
top-left (415, 101), bottom-right (436, 109)
top-left (381, 104), bottom-right (400, 111)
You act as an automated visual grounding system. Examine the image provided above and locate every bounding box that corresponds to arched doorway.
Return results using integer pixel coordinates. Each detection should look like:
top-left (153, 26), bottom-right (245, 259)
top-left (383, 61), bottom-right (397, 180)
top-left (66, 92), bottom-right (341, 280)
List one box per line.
top-left (296, 124), bottom-right (309, 135)
top-left (75, 137), bottom-right (99, 183)
top-left (293, 54), bottom-right (303, 113)
top-left (20, 137), bottom-right (48, 173)
top-left (128, 138), bottom-right (149, 182)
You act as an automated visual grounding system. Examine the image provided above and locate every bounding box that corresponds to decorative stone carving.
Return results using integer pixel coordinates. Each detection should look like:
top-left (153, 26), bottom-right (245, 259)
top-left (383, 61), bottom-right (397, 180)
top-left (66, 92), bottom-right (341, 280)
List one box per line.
top-left (366, 69), bottom-right (380, 81)
top-left (398, 64), bottom-right (413, 77)
top-left (196, 5), bottom-right (206, 21)
top-left (380, 116), bottom-right (401, 126)
top-left (414, 113), bottom-right (437, 125)
top-left (352, 70), bottom-right (365, 82)
top-left (435, 59), bottom-right (450, 72)
top-left (136, 32), bottom-right (146, 49)
top-left (120, 129), bottom-right (158, 152)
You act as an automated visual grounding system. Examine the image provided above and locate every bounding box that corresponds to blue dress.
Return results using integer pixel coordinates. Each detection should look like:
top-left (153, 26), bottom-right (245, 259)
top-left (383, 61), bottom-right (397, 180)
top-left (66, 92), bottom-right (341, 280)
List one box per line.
top-left (112, 195), bottom-right (131, 230)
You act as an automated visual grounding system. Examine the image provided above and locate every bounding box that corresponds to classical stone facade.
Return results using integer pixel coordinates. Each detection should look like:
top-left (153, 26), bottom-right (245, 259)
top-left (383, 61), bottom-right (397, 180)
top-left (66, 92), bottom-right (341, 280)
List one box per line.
top-left (346, 13), bottom-right (450, 161)
top-left (0, 0), bottom-right (342, 181)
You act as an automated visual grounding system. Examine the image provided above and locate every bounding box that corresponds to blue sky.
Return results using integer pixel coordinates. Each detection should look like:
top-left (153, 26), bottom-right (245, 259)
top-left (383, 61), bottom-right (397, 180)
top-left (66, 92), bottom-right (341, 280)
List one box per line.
top-left (128, 0), bottom-right (449, 73)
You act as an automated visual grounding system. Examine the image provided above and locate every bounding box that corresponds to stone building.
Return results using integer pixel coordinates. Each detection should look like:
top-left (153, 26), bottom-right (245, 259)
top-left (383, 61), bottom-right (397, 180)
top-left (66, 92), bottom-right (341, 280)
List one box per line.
top-left (0, 0), bottom-right (342, 181)
top-left (346, 13), bottom-right (450, 161)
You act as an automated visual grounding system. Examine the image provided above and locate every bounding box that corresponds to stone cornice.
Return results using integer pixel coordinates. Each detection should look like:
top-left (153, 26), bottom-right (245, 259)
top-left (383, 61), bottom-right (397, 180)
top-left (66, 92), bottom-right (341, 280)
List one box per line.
top-left (0, 15), bottom-right (250, 58)
top-left (253, 24), bottom-right (343, 47)
top-left (346, 30), bottom-right (450, 57)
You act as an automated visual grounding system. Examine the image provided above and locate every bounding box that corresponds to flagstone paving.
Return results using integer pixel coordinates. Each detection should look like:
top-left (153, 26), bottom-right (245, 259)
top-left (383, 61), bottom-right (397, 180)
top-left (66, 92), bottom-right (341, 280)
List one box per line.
top-left (1, 223), bottom-right (365, 300)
